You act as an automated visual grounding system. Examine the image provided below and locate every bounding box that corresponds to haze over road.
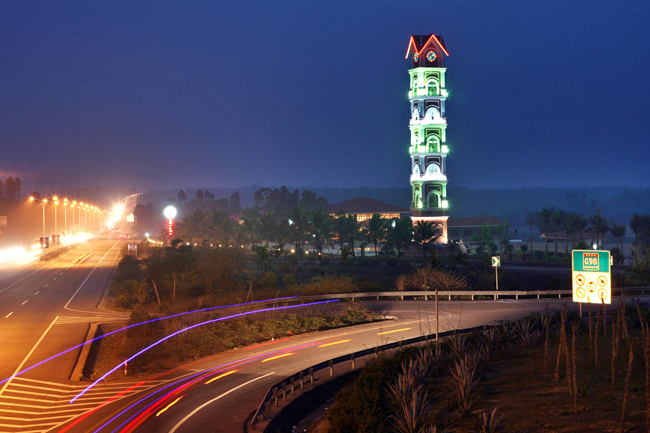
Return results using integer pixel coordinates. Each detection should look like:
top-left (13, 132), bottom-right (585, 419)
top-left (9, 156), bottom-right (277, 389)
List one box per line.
top-left (0, 236), bottom-right (129, 432)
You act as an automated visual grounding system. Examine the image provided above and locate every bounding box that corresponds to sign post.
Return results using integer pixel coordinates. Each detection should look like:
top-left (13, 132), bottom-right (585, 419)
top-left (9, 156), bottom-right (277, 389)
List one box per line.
top-left (492, 256), bottom-right (500, 291)
top-left (572, 250), bottom-right (611, 305)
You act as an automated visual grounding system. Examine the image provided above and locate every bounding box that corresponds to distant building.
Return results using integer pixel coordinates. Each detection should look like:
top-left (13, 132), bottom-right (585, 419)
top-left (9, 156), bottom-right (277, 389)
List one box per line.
top-left (447, 217), bottom-right (505, 244)
top-left (326, 197), bottom-right (408, 222)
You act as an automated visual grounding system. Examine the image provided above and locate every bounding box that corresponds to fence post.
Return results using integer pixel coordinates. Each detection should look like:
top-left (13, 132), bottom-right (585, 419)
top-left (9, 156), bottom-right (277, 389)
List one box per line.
top-left (329, 360), bottom-right (333, 377)
top-left (282, 382), bottom-right (287, 401)
top-left (494, 293), bottom-right (497, 300)
top-left (299, 371), bottom-right (304, 391)
top-left (309, 367), bottom-right (314, 385)
top-left (424, 294), bottom-right (428, 301)
top-left (273, 387), bottom-right (278, 407)
top-left (290, 377), bottom-right (295, 396)
top-left (351, 353), bottom-right (355, 369)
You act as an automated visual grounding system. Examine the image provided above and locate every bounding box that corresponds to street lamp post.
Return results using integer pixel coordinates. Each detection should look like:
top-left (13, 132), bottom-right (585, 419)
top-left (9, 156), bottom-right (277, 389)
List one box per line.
top-left (53, 197), bottom-right (59, 250)
top-left (64, 198), bottom-right (68, 235)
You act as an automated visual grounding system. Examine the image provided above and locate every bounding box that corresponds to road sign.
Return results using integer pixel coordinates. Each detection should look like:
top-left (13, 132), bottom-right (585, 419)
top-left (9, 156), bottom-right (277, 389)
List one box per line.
top-left (572, 250), bottom-right (611, 304)
top-left (492, 256), bottom-right (500, 267)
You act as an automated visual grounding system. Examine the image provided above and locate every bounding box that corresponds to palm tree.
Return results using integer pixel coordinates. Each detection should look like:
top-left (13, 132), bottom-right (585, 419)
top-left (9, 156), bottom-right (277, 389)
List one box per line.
top-left (257, 212), bottom-right (278, 246)
top-left (307, 209), bottom-right (334, 263)
top-left (336, 214), bottom-right (362, 255)
top-left (364, 213), bottom-right (387, 257)
top-left (524, 211), bottom-right (538, 262)
top-left (589, 210), bottom-right (608, 249)
top-left (609, 223), bottom-right (626, 259)
top-left (387, 219), bottom-right (414, 257)
top-left (289, 207), bottom-right (309, 255)
top-left (412, 221), bottom-right (440, 260)
top-left (536, 208), bottom-right (553, 262)
top-left (630, 214), bottom-right (648, 265)
top-left (176, 209), bottom-right (209, 245)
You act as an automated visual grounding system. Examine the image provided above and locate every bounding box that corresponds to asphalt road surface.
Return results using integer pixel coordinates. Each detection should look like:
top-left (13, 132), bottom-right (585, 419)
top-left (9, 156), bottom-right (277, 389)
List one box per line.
top-left (62, 297), bottom-right (584, 433)
top-left (0, 236), bottom-right (128, 432)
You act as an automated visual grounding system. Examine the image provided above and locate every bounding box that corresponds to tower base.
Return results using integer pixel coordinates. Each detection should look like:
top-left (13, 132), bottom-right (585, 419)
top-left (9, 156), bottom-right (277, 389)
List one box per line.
top-left (411, 215), bottom-right (448, 244)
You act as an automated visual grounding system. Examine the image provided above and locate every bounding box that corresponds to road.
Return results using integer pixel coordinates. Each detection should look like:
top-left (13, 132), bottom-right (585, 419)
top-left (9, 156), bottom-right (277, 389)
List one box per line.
top-left (0, 236), bottom-right (129, 432)
top-left (62, 296), bottom-right (582, 433)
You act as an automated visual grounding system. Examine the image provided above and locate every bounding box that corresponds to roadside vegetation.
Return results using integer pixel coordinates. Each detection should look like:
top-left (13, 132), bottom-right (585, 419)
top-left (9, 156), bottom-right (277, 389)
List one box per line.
top-left (325, 299), bottom-right (650, 432)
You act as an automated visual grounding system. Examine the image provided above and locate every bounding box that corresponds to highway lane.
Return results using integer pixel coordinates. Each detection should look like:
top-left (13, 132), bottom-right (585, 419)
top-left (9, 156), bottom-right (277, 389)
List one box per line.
top-left (0, 236), bottom-right (128, 432)
top-left (64, 297), bottom-right (580, 433)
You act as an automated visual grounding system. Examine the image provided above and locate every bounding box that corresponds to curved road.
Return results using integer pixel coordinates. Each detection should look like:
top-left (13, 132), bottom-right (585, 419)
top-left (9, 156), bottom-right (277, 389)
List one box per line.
top-left (63, 296), bottom-right (577, 433)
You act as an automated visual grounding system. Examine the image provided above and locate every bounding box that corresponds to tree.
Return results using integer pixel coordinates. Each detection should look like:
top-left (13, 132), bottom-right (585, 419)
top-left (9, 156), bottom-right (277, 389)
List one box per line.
top-left (524, 211), bottom-right (538, 262)
top-left (194, 190), bottom-right (204, 204)
top-left (565, 212), bottom-right (587, 252)
top-left (177, 190), bottom-right (188, 203)
top-left (520, 243), bottom-right (528, 261)
top-left (412, 221), bottom-right (440, 260)
top-left (386, 218), bottom-right (413, 257)
top-left (176, 209), bottom-right (210, 244)
top-left (471, 224), bottom-right (495, 256)
top-left (299, 190), bottom-right (329, 211)
top-left (364, 213), bottom-right (386, 257)
top-left (307, 209), bottom-right (334, 263)
top-left (336, 214), bottom-right (362, 255)
top-left (609, 224), bottom-right (626, 259)
top-left (536, 208), bottom-right (554, 262)
top-left (589, 210), bottom-right (608, 249)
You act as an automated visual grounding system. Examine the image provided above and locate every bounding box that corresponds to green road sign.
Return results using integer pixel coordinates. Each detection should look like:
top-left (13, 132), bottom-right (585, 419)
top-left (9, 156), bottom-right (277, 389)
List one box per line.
top-left (492, 256), bottom-right (500, 267)
top-left (572, 250), bottom-right (611, 304)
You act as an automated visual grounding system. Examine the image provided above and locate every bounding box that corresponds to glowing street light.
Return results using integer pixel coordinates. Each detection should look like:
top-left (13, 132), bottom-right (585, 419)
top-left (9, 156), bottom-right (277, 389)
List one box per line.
top-left (163, 206), bottom-right (177, 244)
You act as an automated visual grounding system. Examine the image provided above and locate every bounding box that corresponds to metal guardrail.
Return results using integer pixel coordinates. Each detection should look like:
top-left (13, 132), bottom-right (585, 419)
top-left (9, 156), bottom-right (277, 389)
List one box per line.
top-left (250, 286), bottom-right (650, 426)
top-left (250, 324), bottom-right (488, 426)
top-left (296, 287), bottom-right (650, 302)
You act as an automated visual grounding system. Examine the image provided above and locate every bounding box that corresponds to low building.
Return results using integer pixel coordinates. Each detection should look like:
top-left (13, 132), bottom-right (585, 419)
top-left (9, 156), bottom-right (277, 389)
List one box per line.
top-left (447, 216), bottom-right (505, 244)
top-left (326, 197), bottom-right (409, 222)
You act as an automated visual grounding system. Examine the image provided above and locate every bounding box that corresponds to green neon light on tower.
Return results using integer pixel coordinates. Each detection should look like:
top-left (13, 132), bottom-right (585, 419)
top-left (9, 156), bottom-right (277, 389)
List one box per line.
top-left (405, 33), bottom-right (450, 217)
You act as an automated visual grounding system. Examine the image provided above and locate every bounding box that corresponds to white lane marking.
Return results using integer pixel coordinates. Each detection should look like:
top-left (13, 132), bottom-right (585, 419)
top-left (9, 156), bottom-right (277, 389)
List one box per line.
top-left (34, 291), bottom-right (39, 295)
top-left (64, 240), bottom-right (120, 313)
top-left (5, 312), bottom-right (13, 318)
top-left (44, 284), bottom-right (49, 287)
top-left (168, 372), bottom-right (276, 433)
top-left (60, 272), bottom-right (63, 275)
top-left (0, 316), bottom-right (58, 396)
top-left (22, 300), bottom-right (28, 305)
top-left (53, 277), bottom-right (56, 280)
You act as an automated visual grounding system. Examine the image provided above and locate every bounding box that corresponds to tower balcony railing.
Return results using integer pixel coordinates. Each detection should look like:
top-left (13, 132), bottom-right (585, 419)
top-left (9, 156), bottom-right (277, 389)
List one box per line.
top-left (410, 173), bottom-right (447, 182)
top-left (409, 117), bottom-right (447, 126)
top-left (408, 89), bottom-right (448, 99)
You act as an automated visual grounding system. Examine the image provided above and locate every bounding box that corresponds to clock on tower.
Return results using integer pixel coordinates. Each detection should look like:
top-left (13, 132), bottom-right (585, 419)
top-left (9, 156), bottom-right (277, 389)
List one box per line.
top-left (405, 33), bottom-right (450, 243)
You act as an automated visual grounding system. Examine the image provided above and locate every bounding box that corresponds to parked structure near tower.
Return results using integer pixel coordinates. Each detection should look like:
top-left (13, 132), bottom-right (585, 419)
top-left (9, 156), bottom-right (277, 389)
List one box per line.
top-left (405, 33), bottom-right (450, 243)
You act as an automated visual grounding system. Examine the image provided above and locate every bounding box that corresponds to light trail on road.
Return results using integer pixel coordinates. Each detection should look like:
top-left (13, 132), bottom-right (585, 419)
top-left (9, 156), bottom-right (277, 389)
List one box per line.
top-left (0, 295), bottom-right (302, 387)
top-left (70, 300), bottom-right (339, 403)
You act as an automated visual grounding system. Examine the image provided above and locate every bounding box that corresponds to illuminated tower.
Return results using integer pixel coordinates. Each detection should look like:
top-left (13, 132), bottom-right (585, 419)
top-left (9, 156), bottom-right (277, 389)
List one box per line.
top-left (405, 34), bottom-right (449, 243)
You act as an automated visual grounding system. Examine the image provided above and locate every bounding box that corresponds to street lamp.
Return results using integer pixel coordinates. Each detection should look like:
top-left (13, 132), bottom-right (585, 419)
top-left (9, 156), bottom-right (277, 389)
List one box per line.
top-left (63, 198), bottom-right (68, 235)
top-left (53, 196), bottom-right (59, 250)
top-left (163, 206), bottom-right (177, 245)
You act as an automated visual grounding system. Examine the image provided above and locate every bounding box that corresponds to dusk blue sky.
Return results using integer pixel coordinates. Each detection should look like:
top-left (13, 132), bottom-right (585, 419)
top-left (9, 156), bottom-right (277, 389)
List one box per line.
top-left (1, 1), bottom-right (649, 194)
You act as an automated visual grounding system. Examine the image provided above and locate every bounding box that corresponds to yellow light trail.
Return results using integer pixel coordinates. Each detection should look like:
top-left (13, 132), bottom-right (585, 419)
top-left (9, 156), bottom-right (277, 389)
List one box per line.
top-left (205, 369), bottom-right (238, 385)
top-left (377, 328), bottom-right (412, 335)
top-left (318, 339), bottom-right (351, 348)
top-left (261, 353), bottom-right (294, 363)
top-left (156, 396), bottom-right (184, 417)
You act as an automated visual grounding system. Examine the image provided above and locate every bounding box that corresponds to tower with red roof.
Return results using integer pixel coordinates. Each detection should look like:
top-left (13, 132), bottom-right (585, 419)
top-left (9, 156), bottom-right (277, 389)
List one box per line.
top-left (405, 33), bottom-right (450, 242)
